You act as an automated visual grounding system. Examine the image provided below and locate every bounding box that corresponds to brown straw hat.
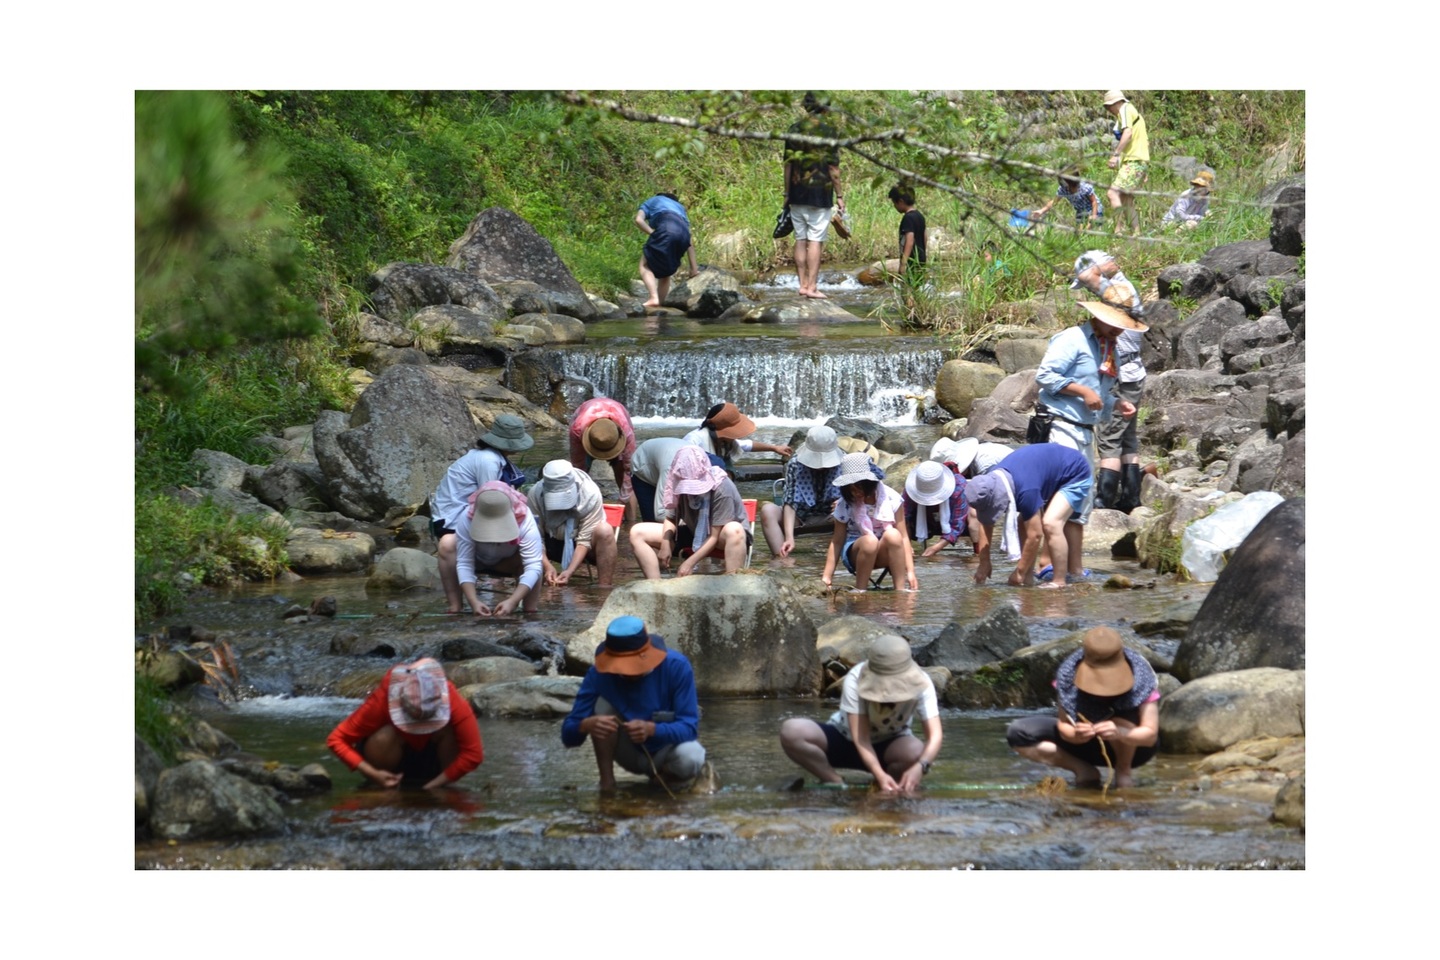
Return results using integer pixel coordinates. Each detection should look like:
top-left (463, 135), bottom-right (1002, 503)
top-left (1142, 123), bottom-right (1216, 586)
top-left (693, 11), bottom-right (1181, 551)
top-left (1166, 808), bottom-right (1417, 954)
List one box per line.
top-left (581, 418), bottom-right (626, 461)
top-left (1079, 300), bottom-right (1149, 333)
top-left (1073, 627), bottom-right (1135, 697)
top-left (705, 402), bottom-right (757, 440)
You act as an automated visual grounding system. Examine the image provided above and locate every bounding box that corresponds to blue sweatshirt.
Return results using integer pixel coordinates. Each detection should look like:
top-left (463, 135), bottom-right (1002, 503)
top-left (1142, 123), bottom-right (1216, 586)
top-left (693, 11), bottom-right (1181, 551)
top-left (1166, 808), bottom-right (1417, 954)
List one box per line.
top-left (560, 640), bottom-right (700, 748)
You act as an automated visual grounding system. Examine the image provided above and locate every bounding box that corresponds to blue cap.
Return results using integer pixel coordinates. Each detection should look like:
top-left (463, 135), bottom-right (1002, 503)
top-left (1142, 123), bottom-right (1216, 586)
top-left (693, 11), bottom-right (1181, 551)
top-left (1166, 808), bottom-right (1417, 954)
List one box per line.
top-left (604, 616), bottom-right (648, 653)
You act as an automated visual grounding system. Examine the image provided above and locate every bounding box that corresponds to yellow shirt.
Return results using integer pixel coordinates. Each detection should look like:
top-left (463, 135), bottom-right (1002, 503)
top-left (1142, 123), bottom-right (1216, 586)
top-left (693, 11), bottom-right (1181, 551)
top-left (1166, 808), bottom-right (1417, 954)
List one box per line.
top-left (1115, 102), bottom-right (1149, 163)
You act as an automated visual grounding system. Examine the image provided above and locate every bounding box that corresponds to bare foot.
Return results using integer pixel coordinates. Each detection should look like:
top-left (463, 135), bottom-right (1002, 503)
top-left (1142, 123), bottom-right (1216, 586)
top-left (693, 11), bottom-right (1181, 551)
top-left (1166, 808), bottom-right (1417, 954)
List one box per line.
top-left (642, 300), bottom-right (661, 309)
top-left (1037, 581), bottom-right (1068, 590)
top-left (810, 290), bottom-right (829, 299)
top-left (1113, 772), bottom-right (1135, 788)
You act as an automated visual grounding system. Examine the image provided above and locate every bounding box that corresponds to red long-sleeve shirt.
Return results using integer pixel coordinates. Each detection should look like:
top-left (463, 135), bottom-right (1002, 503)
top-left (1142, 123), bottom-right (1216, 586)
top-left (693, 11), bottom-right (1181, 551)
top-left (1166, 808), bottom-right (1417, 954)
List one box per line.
top-left (568, 397), bottom-right (637, 501)
top-left (326, 666), bottom-right (484, 784)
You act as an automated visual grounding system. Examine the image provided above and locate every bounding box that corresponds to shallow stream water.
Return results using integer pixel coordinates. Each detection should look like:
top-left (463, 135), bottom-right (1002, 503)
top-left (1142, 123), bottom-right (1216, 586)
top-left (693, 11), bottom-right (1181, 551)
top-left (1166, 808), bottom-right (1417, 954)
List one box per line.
top-left (135, 268), bottom-right (1304, 870)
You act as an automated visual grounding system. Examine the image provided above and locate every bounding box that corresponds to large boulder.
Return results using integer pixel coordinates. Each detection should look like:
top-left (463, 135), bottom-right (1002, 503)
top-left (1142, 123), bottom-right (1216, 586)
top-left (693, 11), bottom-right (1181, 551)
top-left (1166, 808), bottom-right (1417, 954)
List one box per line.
top-left (149, 760), bottom-right (288, 840)
top-left (243, 460), bottom-right (333, 514)
top-left (934, 360), bottom-right (1007, 419)
top-left (365, 547), bottom-right (440, 591)
top-left (365, 262), bottom-right (507, 324)
top-left (1156, 262), bottom-right (1218, 302)
top-left (569, 576), bottom-right (821, 696)
top-left (135, 735), bottom-right (167, 828)
top-left (1159, 668), bottom-right (1305, 753)
top-left (664, 269), bottom-right (747, 318)
top-left (1269, 185), bottom-right (1306, 256)
top-left (312, 365), bottom-right (477, 521)
top-left (285, 527), bottom-right (376, 575)
top-left (1172, 297), bottom-right (1248, 371)
top-left (463, 676), bottom-right (582, 718)
top-left (815, 614), bottom-right (897, 667)
top-left (445, 207), bottom-right (597, 321)
top-left (1172, 497), bottom-right (1305, 681)
top-left (1197, 240), bottom-right (1272, 283)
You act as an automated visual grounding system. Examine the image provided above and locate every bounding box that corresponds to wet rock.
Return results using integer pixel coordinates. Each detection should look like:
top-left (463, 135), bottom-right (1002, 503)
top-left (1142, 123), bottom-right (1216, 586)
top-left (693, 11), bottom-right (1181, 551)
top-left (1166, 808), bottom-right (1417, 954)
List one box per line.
top-left (934, 359), bottom-right (1007, 420)
top-left (445, 656), bottom-right (540, 687)
top-left (1272, 772), bottom-right (1305, 830)
top-left (572, 576), bottom-right (821, 697)
top-left (445, 207), bottom-right (597, 321)
top-left (1159, 667), bottom-right (1305, 753)
top-left (918, 605), bottom-right (1030, 672)
top-left (181, 719), bottom-right (242, 759)
top-left (366, 548), bottom-right (440, 591)
top-left (439, 637), bottom-right (532, 662)
top-left (664, 268), bottom-right (747, 318)
top-left (1172, 498), bottom-right (1304, 681)
top-left (244, 459), bottom-right (333, 514)
top-left (136, 648), bottom-right (204, 689)
top-left (1131, 599), bottom-right (1205, 638)
top-left (135, 735), bottom-right (166, 827)
top-left (463, 676), bottom-right (582, 718)
top-left (815, 615), bottom-right (898, 667)
top-left (509, 312), bottom-right (587, 344)
top-left (825, 416), bottom-right (886, 445)
top-left (308, 596), bottom-right (337, 618)
top-left (328, 633), bottom-right (400, 658)
top-left (151, 760), bottom-right (288, 840)
top-left (284, 528), bottom-right (377, 575)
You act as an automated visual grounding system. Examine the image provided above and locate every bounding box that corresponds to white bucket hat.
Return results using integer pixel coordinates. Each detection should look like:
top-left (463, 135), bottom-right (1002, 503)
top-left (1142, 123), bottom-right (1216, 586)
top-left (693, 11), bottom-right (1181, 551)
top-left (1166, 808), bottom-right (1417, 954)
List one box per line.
top-left (540, 459), bottom-right (579, 511)
top-left (796, 424), bottom-right (844, 469)
top-left (929, 436), bottom-right (979, 473)
top-left (905, 460), bottom-right (957, 507)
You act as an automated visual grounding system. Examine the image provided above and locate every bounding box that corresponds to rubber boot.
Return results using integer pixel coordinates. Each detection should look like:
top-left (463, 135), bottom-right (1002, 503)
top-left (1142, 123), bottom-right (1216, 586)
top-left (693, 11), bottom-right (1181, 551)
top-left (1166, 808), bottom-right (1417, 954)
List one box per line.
top-left (1095, 468), bottom-right (1122, 510)
top-left (1117, 464), bottom-right (1143, 514)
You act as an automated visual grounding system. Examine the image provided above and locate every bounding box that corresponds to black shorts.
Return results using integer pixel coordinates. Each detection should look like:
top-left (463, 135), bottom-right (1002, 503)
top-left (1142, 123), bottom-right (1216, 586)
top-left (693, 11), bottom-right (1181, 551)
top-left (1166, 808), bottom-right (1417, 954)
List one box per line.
top-left (358, 735), bottom-right (443, 785)
top-left (1005, 714), bottom-right (1155, 768)
top-left (820, 722), bottom-right (907, 772)
top-left (430, 517), bottom-right (455, 539)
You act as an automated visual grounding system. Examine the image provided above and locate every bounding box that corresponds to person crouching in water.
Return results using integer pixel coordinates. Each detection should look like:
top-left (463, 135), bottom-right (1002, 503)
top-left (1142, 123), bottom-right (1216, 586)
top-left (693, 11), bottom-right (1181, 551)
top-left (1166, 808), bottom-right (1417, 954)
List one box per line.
top-left (629, 445), bottom-right (753, 578)
top-left (561, 616), bottom-right (708, 791)
top-left (327, 658), bottom-right (484, 790)
top-left (1005, 626), bottom-right (1159, 789)
top-left (527, 459), bottom-right (618, 587)
top-left (779, 634), bottom-right (941, 793)
top-left (821, 452), bottom-right (917, 592)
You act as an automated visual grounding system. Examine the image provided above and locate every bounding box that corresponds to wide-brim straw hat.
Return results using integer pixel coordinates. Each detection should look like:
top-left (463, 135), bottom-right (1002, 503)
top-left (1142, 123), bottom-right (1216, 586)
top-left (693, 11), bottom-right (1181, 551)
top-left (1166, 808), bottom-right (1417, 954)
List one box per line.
top-left (480, 413), bottom-right (534, 452)
top-left (1074, 627), bottom-right (1135, 697)
top-left (831, 451), bottom-right (877, 488)
top-left (1190, 169), bottom-right (1216, 189)
top-left (540, 459), bottom-right (579, 511)
top-left (1079, 300), bottom-right (1149, 333)
top-left (388, 658), bottom-right (451, 735)
top-left (1103, 89), bottom-right (1127, 105)
top-left (706, 402), bottom-right (757, 440)
top-left (929, 436), bottom-right (979, 474)
top-left (856, 634), bottom-right (930, 702)
top-left (797, 424), bottom-right (843, 469)
top-left (905, 460), bottom-right (957, 506)
top-left (594, 616), bottom-right (669, 677)
top-left (582, 418), bottom-right (626, 461)
top-left (469, 488), bottom-right (521, 542)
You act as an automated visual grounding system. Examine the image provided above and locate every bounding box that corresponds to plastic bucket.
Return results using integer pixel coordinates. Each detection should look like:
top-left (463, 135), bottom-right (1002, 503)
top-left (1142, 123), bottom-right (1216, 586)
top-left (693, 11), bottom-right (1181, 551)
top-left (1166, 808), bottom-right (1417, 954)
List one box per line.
top-left (742, 498), bottom-right (757, 522)
top-left (602, 503), bottom-right (625, 529)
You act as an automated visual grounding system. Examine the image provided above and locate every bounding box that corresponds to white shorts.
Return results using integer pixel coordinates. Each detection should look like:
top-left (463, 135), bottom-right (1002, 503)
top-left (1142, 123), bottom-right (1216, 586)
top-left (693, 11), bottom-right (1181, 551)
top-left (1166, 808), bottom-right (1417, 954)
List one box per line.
top-left (790, 204), bottom-right (834, 242)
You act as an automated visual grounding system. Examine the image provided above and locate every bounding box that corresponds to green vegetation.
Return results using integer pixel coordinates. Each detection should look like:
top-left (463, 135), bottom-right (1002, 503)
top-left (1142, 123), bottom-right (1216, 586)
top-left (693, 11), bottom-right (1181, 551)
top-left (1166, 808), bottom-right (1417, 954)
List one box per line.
top-left (135, 670), bottom-right (185, 765)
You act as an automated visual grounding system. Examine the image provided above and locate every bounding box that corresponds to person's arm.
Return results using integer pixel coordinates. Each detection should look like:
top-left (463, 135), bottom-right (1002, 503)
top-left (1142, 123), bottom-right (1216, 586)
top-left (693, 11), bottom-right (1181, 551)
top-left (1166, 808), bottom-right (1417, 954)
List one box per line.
top-left (828, 164), bottom-right (845, 212)
top-left (1095, 700), bottom-right (1160, 748)
top-left (779, 503), bottom-right (798, 557)
top-left (897, 714), bottom-right (943, 792)
top-left (847, 710), bottom-right (897, 792)
top-left (1057, 703), bottom-right (1096, 744)
top-left (493, 531), bottom-right (541, 616)
top-left (561, 671), bottom-right (604, 747)
top-left (634, 209), bottom-right (652, 235)
top-left (892, 511), bottom-right (919, 591)
top-left (327, 682), bottom-right (402, 787)
top-left (751, 441), bottom-right (794, 458)
top-left (1033, 199), bottom-right (1054, 218)
top-left (900, 230), bottom-right (915, 264)
top-left (1088, 190), bottom-right (1101, 219)
top-left (1109, 113), bottom-right (1133, 168)
top-left (677, 523), bottom-right (720, 576)
top-left (821, 519), bottom-right (846, 587)
top-left (426, 694), bottom-right (485, 788)
top-left (646, 659), bottom-right (701, 746)
top-left (687, 242), bottom-right (698, 277)
top-left (970, 512), bottom-right (993, 584)
top-left (1008, 513), bottom-right (1044, 586)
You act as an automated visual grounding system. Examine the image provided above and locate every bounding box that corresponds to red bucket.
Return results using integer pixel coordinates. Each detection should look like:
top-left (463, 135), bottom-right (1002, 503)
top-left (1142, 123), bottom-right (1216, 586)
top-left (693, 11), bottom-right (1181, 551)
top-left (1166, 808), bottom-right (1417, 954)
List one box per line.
top-left (742, 498), bottom-right (757, 523)
top-left (602, 503), bottom-right (625, 529)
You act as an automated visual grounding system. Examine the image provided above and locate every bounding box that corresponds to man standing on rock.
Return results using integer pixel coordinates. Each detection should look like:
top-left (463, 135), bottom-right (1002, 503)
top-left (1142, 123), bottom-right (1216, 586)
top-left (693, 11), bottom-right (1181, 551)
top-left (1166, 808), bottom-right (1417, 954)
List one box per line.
top-left (783, 92), bottom-right (845, 299)
top-left (561, 616), bottom-right (711, 792)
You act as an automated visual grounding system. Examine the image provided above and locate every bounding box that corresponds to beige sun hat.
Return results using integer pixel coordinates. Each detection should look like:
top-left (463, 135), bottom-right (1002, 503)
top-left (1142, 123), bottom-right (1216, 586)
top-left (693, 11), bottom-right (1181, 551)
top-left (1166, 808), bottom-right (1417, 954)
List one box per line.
top-left (855, 634), bottom-right (930, 702)
top-left (1079, 300), bottom-right (1149, 333)
top-left (1073, 627), bottom-right (1135, 697)
top-left (796, 424), bottom-right (844, 469)
top-left (469, 488), bottom-right (521, 542)
top-left (1103, 90), bottom-right (1127, 105)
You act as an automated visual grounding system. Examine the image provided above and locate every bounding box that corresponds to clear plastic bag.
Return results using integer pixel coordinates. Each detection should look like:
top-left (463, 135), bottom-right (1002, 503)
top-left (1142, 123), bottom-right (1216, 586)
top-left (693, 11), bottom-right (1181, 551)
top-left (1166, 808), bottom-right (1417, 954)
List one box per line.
top-left (1179, 491), bottom-right (1285, 582)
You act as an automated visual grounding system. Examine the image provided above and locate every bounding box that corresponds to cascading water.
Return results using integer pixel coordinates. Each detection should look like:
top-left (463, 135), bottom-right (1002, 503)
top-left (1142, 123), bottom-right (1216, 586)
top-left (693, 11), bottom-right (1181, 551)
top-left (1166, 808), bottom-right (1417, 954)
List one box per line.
top-left (548, 337), bottom-right (948, 425)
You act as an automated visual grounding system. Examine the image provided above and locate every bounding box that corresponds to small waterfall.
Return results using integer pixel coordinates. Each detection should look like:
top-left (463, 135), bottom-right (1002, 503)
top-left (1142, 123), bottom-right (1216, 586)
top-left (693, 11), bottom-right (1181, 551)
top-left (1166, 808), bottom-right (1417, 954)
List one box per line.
top-left (551, 337), bottom-right (947, 425)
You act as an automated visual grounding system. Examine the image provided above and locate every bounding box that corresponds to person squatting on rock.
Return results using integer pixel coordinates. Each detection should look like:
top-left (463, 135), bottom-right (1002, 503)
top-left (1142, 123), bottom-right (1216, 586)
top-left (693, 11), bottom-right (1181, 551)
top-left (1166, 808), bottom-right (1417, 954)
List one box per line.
top-left (779, 634), bottom-right (942, 793)
top-left (561, 616), bottom-right (708, 791)
top-left (963, 443), bottom-right (1095, 589)
top-left (430, 415), bottom-right (533, 613)
top-left (783, 92), bottom-right (844, 300)
top-left (327, 658), bottom-right (484, 790)
top-left (634, 191), bottom-right (699, 309)
top-left (1006, 626), bottom-right (1159, 789)
top-left (456, 483), bottom-right (544, 616)
top-left (821, 452), bottom-right (918, 593)
top-left (527, 459), bottom-right (618, 588)
top-left (1070, 249), bottom-right (1149, 514)
top-left (629, 445), bottom-right (753, 579)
